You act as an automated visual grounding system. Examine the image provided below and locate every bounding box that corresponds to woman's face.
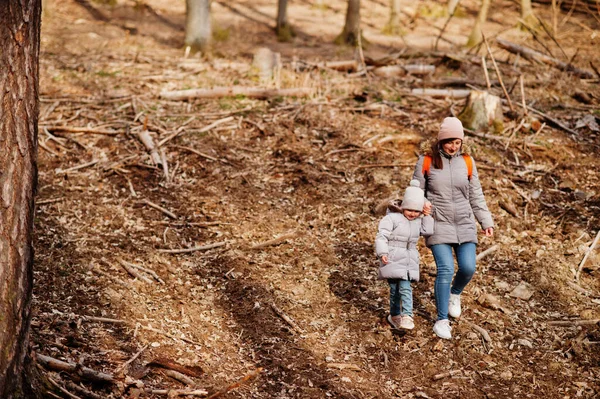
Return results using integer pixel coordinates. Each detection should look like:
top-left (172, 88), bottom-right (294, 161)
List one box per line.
top-left (441, 139), bottom-right (462, 155)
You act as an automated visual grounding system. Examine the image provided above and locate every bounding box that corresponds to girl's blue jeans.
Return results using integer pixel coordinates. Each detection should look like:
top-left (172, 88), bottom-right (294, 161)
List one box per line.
top-left (388, 279), bottom-right (413, 317)
top-left (430, 242), bottom-right (477, 320)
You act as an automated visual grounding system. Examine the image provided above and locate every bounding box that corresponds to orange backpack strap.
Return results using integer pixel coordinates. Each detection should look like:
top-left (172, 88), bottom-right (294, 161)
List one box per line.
top-left (422, 155), bottom-right (432, 177)
top-left (462, 154), bottom-right (473, 180)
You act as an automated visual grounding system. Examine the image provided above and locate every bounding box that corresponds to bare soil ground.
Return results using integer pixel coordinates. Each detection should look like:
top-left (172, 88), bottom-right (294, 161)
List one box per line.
top-left (33, 0), bottom-right (600, 398)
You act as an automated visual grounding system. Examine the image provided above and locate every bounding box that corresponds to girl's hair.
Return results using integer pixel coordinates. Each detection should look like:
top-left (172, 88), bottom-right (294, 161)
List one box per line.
top-left (430, 139), bottom-right (462, 170)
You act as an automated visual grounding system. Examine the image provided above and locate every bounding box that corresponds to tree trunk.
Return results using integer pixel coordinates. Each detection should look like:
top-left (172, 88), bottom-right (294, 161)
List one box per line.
top-left (383, 0), bottom-right (402, 35)
top-left (335, 0), bottom-right (361, 45)
top-left (275, 0), bottom-right (294, 41)
top-left (185, 0), bottom-right (211, 54)
top-left (0, 1), bottom-right (42, 398)
top-left (520, 0), bottom-right (539, 28)
top-left (466, 0), bottom-right (490, 48)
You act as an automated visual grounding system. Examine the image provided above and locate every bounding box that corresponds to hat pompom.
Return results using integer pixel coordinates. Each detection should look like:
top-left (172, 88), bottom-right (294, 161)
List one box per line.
top-left (409, 179), bottom-right (420, 187)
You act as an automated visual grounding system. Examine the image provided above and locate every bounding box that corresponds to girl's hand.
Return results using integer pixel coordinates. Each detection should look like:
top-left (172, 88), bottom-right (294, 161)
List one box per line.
top-left (484, 227), bottom-right (494, 237)
top-left (381, 255), bottom-right (389, 264)
top-left (422, 202), bottom-right (432, 216)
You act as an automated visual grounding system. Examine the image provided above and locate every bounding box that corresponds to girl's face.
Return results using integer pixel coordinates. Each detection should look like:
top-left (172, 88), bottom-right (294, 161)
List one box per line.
top-left (441, 139), bottom-right (462, 155)
top-left (403, 209), bottom-right (421, 220)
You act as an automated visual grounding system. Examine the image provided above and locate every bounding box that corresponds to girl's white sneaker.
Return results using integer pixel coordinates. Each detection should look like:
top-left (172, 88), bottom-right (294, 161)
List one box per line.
top-left (399, 315), bottom-right (415, 330)
top-left (433, 320), bottom-right (452, 339)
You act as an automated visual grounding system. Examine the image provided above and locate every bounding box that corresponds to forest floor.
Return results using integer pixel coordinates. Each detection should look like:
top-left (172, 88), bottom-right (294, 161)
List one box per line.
top-left (33, 0), bottom-right (600, 398)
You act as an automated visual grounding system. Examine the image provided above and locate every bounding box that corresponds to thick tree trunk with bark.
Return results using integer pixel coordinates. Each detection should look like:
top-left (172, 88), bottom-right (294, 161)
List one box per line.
top-left (276, 0), bottom-right (294, 41)
top-left (335, 0), bottom-right (361, 45)
top-left (0, 1), bottom-right (42, 398)
top-left (185, 0), bottom-right (211, 54)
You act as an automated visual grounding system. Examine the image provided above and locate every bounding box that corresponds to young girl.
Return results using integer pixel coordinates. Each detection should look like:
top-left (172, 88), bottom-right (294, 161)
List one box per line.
top-left (375, 180), bottom-right (434, 330)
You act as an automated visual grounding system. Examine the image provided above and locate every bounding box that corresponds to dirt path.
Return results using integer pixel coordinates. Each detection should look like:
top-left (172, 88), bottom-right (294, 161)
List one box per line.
top-left (33, 0), bottom-right (600, 398)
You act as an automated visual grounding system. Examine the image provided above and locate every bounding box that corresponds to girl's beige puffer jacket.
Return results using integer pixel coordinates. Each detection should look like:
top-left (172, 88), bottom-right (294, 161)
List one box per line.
top-left (412, 143), bottom-right (494, 247)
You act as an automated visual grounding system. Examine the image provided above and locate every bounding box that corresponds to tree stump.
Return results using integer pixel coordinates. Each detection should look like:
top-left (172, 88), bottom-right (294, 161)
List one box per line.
top-left (458, 90), bottom-right (504, 133)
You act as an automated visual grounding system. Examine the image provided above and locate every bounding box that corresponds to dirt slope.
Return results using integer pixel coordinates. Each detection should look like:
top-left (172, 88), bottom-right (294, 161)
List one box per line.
top-left (33, 0), bottom-right (600, 398)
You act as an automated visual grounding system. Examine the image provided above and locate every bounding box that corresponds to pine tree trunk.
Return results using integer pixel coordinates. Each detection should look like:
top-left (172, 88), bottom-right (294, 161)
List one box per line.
top-left (185, 0), bottom-right (211, 53)
top-left (336, 0), bottom-right (361, 45)
top-left (0, 1), bottom-right (42, 398)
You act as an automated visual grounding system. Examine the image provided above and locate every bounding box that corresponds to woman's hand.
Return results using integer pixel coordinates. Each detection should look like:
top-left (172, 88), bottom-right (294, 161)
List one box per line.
top-left (484, 227), bottom-right (494, 237)
top-left (381, 255), bottom-right (389, 264)
top-left (422, 202), bottom-right (432, 216)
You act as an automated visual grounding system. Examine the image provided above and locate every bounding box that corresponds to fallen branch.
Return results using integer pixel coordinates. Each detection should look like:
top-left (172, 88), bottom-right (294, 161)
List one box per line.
top-left (141, 199), bottom-right (178, 219)
top-left (147, 388), bottom-right (208, 397)
top-left (147, 357), bottom-right (204, 378)
top-left (115, 345), bottom-right (148, 374)
top-left (270, 303), bottom-right (304, 334)
top-left (118, 259), bottom-right (165, 284)
top-left (205, 368), bottom-right (263, 399)
top-left (526, 105), bottom-right (580, 136)
top-left (476, 244), bottom-right (499, 261)
top-left (250, 231), bottom-right (298, 250)
top-left (55, 160), bottom-right (99, 174)
top-left (117, 259), bottom-right (153, 284)
top-left (576, 230), bottom-right (600, 283)
top-left (326, 363), bottom-right (361, 371)
top-left (548, 319), bottom-right (600, 327)
top-left (158, 116), bottom-right (234, 147)
top-left (41, 125), bottom-right (121, 135)
top-left (158, 240), bottom-right (231, 254)
top-left (160, 87), bottom-right (312, 101)
top-left (137, 130), bottom-right (163, 166)
top-left (482, 32), bottom-right (514, 112)
top-left (164, 370), bottom-right (196, 386)
top-left (433, 369), bottom-right (462, 381)
top-left (496, 38), bottom-right (595, 79)
top-left (141, 325), bottom-right (203, 346)
top-left (36, 354), bottom-right (115, 383)
top-left (410, 88), bottom-right (471, 99)
top-left (47, 377), bottom-right (82, 399)
top-left (464, 320), bottom-right (492, 342)
top-left (65, 381), bottom-right (105, 399)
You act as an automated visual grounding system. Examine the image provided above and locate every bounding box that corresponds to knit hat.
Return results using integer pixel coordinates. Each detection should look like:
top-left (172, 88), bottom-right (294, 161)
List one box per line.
top-left (401, 180), bottom-right (425, 211)
top-left (438, 117), bottom-right (465, 141)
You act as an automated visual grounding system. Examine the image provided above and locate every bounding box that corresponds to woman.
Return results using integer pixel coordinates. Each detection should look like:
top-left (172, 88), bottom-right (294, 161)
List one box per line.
top-left (412, 117), bottom-right (494, 339)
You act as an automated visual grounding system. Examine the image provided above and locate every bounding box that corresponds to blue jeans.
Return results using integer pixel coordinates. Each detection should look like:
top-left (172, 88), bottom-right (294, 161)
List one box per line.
top-left (388, 279), bottom-right (413, 317)
top-left (430, 243), bottom-right (477, 320)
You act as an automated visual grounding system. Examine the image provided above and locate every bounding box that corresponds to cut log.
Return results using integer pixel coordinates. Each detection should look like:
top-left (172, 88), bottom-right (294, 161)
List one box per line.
top-left (458, 90), bottom-right (504, 132)
top-left (160, 87), bottom-right (312, 101)
top-left (36, 353), bottom-right (115, 383)
top-left (496, 39), bottom-right (595, 79)
top-left (410, 88), bottom-right (471, 99)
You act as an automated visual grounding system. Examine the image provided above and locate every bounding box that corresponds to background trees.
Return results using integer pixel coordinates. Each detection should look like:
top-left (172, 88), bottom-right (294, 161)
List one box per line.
top-left (0, 1), bottom-right (42, 398)
top-left (185, 0), bottom-right (211, 54)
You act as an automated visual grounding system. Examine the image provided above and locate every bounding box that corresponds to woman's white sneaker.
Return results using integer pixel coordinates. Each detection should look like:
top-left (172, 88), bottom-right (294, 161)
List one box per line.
top-left (433, 320), bottom-right (452, 339)
top-left (448, 294), bottom-right (461, 318)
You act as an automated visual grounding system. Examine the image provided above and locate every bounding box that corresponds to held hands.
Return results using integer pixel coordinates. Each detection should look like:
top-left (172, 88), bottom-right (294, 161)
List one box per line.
top-left (381, 255), bottom-right (389, 264)
top-left (483, 227), bottom-right (494, 237)
top-left (422, 202), bottom-right (432, 216)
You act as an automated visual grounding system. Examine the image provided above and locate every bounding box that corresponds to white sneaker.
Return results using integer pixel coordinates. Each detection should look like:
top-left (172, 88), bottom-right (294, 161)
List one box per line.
top-left (449, 294), bottom-right (462, 318)
top-left (433, 320), bottom-right (452, 339)
top-left (399, 315), bottom-right (415, 330)
top-left (387, 314), bottom-right (402, 329)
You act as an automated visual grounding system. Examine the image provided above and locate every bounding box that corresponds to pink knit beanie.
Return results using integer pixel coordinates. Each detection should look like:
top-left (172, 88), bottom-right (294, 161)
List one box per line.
top-left (438, 117), bottom-right (464, 141)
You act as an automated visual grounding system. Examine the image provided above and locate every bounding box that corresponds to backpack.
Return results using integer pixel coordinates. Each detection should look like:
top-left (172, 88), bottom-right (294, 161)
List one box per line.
top-left (422, 154), bottom-right (473, 195)
top-left (422, 154), bottom-right (473, 180)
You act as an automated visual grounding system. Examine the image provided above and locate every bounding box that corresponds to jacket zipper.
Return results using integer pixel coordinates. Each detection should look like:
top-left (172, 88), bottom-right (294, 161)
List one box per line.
top-left (449, 156), bottom-right (461, 244)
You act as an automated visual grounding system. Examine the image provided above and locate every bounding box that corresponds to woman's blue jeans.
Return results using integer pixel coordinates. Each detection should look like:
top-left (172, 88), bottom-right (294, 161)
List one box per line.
top-left (388, 279), bottom-right (413, 317)
top-left (430, 243), bottom-right (477, 320)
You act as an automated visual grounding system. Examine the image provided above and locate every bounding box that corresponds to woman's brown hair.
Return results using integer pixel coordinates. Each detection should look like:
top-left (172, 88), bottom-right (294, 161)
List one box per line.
top-left (430, 139), bottom-right (462, 170)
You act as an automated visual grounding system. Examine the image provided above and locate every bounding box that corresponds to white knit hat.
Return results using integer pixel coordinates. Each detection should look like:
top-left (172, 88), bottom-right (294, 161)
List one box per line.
top-left (401, 179), bottom-right (425, 211)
